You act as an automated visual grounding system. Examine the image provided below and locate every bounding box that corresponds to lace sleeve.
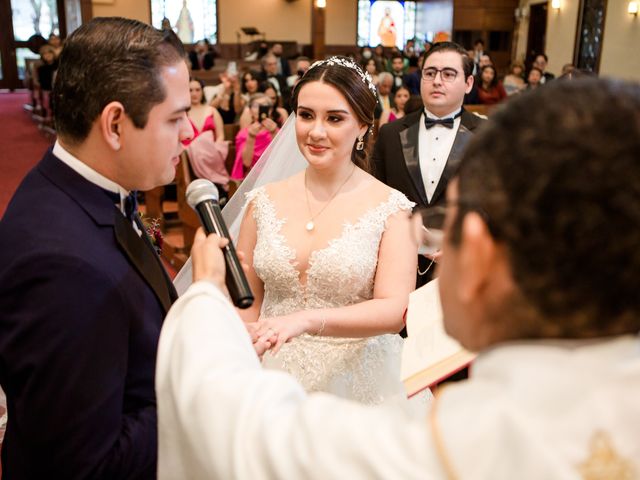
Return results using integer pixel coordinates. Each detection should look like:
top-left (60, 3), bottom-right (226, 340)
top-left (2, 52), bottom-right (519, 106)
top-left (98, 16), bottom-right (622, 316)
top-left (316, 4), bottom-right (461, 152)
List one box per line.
top-left (378, 189), bottom-right (415, 228)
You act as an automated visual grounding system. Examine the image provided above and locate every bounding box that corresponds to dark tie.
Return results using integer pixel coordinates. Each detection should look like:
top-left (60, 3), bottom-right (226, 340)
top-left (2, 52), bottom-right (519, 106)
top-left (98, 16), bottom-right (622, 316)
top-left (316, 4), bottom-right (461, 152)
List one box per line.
top-left (124, 191), bottom-right (138, 221)
top-left (103, 189), bottom-right (138, 221)
top-left (424, 117), bottom-right (454, 129)
top-left (424, 110), bottom-right (463, 129)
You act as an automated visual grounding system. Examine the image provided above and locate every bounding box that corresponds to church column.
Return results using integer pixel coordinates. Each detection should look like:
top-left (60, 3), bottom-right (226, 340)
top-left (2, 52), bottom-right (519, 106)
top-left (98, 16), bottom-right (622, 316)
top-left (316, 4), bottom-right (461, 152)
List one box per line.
top-left (311, 0), bottom-right (326, 60)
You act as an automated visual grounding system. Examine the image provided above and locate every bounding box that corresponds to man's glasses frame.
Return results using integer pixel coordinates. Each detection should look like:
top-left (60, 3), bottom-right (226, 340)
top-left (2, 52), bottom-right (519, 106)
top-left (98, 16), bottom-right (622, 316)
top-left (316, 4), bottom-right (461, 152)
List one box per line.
top-left (421, 67), bottom-right (460, 83)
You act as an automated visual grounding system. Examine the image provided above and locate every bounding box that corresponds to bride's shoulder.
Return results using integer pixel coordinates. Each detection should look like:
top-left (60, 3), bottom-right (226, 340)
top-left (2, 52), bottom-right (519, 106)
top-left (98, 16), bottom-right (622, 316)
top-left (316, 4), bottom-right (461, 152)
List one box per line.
top-left (359, 171), bottom-right (414, 210)
top-left (245, 173), bottom-right (303, 207)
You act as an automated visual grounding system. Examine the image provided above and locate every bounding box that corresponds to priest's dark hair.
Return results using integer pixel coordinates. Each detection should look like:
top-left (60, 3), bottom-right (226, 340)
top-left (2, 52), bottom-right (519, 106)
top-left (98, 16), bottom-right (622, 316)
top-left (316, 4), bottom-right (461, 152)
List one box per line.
top-left (291, 57), bottom-right (376, 172)
top-left (453, 78), bottom-right (640, 339)
top-left (52, 17), bottom-right (186, 144)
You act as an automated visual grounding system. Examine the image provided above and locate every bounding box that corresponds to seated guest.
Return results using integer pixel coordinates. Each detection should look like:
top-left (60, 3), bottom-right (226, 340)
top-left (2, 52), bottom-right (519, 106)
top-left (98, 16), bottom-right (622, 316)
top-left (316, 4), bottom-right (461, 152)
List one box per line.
top-left (189, 40), bottom-right (215, 71)
top-left (157, 77), bottom-right (640, 478)
top-left (185, 134), bottom-right (230, 204)
top-left (503, 62), bottom-right (526, 96)
top-left (475, 65), bottom-right (507, 105)
top-left (527, 67), bottom-right (543, 89)
top-left (236, 69), bottom-right (261, 115)
top-left (238, 83), bottom-right (288, 129)
top-left (184, 78), bottom-right (225, 145)
top-left (271, 43), bottom-right (291, 77)
top-left (389, 53), bottom-right (406, 93)
top-left (379, 85), bottom-right (410, 127)
top-left (561, 63), bottom-right (576, 76)
top-left (373, 43), bottom-right (387, 70)
top-left (362, 57), bottom-right (381, 86)
top-left (36, 45), bottom-right (58, 92)
top-left (533, 53), bottom-right (555, 83)
top-left (403, 38), bottom-right (419, 67)
top-left (374, 72), bottom-right (394, 119)
top-left (209, 72), bottom-right (241, 124)
top-left (231, 93), bottom-right (279, 180)
top-left (258, 53), bottom-right (287, 96)
top-left (286, 56), bottom-right (311, 89)
top-left (403, 52), bottom-right (424, 95)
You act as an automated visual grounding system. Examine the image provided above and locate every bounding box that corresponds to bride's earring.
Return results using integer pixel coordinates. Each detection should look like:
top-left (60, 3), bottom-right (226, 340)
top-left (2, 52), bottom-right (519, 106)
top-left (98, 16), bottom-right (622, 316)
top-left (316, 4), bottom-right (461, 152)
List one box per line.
top-left (356, 135), bottom-right (364, 151)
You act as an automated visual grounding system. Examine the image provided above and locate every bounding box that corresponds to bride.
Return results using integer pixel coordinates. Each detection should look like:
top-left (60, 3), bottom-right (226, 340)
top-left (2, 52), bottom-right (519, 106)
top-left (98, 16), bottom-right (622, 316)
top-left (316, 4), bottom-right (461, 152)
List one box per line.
top-left (235, 57), bottom-right (422, 406)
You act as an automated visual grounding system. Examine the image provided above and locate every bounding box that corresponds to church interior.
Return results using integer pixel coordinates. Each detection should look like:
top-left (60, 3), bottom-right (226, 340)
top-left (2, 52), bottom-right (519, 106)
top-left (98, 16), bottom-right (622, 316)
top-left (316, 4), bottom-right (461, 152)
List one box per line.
top-left (0, 0), bottom-right (639, 475)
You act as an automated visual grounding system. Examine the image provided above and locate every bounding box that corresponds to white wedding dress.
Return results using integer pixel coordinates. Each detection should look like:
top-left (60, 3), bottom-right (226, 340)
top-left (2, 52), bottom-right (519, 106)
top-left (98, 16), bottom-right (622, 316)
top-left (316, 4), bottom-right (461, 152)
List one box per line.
top-left (247, 186), bottom-right (426, 408)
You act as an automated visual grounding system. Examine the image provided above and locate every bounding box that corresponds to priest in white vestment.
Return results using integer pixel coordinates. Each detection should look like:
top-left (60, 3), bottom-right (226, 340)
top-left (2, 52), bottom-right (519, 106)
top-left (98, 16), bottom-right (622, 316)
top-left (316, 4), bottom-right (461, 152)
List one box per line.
top-left (156, 78), bottom-right (640, 479)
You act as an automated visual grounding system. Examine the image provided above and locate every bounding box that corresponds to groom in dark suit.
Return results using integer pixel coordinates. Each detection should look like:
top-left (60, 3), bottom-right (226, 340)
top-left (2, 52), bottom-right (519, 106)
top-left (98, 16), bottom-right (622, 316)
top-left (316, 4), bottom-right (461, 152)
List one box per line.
top-left (0, 18), bottom-right (192, 478)
top-left (373, 42), bottom-right (485, 287)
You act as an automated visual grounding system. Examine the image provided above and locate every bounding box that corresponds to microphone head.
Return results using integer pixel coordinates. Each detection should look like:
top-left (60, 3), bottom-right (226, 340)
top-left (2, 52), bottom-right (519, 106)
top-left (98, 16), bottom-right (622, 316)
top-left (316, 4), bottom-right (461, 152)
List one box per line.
top-left (186, 179), bottom-right (219, 210)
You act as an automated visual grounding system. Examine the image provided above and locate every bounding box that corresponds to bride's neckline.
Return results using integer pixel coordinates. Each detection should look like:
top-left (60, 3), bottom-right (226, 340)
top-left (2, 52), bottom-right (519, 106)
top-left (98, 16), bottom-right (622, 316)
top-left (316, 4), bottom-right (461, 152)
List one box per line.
top-left (257, 187), bottom-right (399, 289)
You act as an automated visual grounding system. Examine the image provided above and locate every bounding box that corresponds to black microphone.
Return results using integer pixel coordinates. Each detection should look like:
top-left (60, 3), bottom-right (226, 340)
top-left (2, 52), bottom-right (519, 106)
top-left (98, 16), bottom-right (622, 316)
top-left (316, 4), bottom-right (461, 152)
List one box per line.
top-left (186, 179), bottom-right (254, 309)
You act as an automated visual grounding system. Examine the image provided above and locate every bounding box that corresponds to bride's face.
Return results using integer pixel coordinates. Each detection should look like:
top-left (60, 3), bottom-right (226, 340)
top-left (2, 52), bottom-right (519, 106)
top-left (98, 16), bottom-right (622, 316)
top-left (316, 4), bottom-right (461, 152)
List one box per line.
top-left (295, 81), bottom-right (366, 170)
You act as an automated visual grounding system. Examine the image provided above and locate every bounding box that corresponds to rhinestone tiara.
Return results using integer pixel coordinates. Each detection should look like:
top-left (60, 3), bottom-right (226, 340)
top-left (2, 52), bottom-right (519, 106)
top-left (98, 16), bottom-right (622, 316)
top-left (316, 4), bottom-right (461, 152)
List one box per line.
top-left (308, 56), bottom-right (378, 98)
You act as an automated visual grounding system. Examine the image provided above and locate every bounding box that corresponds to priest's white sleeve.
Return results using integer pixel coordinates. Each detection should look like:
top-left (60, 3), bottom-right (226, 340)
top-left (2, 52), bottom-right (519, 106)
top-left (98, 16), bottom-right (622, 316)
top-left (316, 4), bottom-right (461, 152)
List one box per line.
top-left (156, 281), bottom-right (443, 479)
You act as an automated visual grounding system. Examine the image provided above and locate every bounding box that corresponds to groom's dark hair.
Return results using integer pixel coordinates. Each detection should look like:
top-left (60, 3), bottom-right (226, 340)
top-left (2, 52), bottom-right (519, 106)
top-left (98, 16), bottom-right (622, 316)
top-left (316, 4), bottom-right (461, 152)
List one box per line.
top-left (52, 17), bottom-right (186, 144)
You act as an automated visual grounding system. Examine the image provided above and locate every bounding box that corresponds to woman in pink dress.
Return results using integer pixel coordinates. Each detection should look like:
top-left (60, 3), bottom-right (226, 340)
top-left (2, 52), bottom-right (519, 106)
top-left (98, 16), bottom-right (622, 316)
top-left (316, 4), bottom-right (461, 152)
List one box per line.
top-left (231, 93), bottom-right (281, 180)
top-left (184, 78), bottom-right (225, 146)
top-left (378, 85), bottom-right (410, 127)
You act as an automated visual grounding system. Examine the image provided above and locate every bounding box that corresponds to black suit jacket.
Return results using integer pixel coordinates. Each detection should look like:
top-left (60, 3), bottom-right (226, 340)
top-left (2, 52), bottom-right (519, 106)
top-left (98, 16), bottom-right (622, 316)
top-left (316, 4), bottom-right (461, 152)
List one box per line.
top-left (0, 150), bottom-right (177, 478)
top-left (189, 50), bottom-right (215, 70)
top-left (372, 108), bottom-right (485, 287)
top-left (372, 108), bottom-right (485, 208)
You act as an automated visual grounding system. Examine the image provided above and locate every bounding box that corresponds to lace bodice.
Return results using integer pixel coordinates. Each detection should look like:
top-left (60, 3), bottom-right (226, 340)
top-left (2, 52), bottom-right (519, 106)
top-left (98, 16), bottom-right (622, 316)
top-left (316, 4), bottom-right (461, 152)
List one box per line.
top-left (246, 186), bottom-right (418, 405)
top-left (247, 186), bottom-right (414, 316)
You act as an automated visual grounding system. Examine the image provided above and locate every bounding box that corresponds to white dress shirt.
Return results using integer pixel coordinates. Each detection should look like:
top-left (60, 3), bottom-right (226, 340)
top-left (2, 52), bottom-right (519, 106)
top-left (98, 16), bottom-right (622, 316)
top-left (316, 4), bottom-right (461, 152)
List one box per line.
top-left (53, 141), bottom-right (128, 211)
top-left (418, 108), bottom-right (461, 203)
top-left (156, 281), bottom-right (640, 479)
top-left (53, 141), bottom-right (140, 233)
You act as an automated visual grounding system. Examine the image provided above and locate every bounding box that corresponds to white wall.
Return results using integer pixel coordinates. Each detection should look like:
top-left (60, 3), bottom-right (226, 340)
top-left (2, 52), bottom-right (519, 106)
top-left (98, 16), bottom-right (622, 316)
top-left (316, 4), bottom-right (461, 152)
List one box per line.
top-left (516, 0), bottom-right (640, 80)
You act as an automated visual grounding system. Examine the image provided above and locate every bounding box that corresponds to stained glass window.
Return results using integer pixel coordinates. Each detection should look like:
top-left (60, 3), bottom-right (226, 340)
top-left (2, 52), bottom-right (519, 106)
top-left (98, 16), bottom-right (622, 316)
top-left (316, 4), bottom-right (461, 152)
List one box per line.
top-left (150, 0), bottom-right (217, 44)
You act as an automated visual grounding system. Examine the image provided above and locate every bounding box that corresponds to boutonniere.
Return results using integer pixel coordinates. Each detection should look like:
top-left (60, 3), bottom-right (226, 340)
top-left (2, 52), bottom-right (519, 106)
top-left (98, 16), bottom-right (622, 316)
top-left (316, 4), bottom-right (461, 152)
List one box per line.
top-left (139, 213), bottom-right (163, 255)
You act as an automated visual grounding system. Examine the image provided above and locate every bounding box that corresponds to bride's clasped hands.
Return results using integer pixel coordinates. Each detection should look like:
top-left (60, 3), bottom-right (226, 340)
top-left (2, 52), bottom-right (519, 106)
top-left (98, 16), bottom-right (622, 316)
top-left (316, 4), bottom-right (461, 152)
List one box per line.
top-left (253, 311), bottom-right (324, 354)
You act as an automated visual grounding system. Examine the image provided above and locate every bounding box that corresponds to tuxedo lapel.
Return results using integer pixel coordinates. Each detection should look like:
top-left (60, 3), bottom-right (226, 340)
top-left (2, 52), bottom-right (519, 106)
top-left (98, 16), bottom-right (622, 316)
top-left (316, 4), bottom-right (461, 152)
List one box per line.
top-left (430, 123), bottom-right (474, 205)
top-left (399, 119), bottom-right (429, 205)
top-left (114, 211), bottom-right (175, 313)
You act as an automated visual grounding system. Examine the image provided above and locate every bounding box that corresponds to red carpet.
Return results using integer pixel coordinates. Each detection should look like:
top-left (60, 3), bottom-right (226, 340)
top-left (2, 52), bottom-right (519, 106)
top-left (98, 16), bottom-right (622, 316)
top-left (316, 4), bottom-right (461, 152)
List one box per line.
top-left (0, 91), bottom-right (55, 218)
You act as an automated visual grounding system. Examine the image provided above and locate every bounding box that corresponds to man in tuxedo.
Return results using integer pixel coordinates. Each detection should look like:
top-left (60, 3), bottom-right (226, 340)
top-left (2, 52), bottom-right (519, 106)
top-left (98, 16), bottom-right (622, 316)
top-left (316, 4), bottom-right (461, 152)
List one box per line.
top-left (0, 17), bottom-right (191, 478)
top-left (271, 43), bottom-right (291, 78)
top-left (188, 40), bottom-right (216, 71)
top-left (373, 41), bottom-right (484, 285)
top-left (258, 53), bottom-right (287, 97)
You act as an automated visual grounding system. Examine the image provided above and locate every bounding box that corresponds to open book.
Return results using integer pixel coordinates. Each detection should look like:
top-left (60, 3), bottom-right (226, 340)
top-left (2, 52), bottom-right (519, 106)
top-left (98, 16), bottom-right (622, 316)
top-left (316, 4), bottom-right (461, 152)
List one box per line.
top-left (401, 279), bottom-right (476, 397)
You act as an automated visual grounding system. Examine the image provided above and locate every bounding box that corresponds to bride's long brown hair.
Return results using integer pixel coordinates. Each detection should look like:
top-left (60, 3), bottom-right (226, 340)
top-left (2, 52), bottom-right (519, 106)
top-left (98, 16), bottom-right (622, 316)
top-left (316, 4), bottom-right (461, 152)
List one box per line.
top-left (291, 58), bottom-right (377, 173)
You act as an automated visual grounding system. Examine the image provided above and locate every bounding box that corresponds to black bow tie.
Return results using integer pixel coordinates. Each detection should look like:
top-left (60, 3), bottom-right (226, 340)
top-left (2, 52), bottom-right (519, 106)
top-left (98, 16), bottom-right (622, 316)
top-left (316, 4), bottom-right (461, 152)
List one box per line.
top-left (424, 117), bottom-right (455, 129)
top-left (424, 110), bottom-right (463, 130)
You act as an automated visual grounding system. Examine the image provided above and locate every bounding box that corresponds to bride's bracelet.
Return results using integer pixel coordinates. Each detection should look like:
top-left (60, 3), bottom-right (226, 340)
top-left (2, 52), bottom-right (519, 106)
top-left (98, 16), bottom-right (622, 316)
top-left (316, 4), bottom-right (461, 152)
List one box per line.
top-left (312, 315), bottom-right (327, 336)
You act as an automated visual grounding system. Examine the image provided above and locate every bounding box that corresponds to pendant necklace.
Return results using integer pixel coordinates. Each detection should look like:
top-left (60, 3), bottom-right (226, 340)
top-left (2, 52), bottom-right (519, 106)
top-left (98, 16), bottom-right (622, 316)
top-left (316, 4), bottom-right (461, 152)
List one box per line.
top-left (304, 165), bottom-right (356, 232)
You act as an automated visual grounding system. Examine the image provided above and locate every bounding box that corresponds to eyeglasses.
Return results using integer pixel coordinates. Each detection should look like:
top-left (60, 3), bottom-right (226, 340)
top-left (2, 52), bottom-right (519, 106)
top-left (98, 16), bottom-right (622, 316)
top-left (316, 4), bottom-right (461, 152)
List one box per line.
top-left (411, 207), bottom-right (447, 256)
top-left (421, 67), bottom-right (459, 83)
top-left (411, 202), bottom-right (496, 255)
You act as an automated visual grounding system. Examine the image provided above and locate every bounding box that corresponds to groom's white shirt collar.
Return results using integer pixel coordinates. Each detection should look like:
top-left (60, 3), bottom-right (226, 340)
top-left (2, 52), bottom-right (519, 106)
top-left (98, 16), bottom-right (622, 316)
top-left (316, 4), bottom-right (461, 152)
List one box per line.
top-left (53, 141), bottom-right (129, 209)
